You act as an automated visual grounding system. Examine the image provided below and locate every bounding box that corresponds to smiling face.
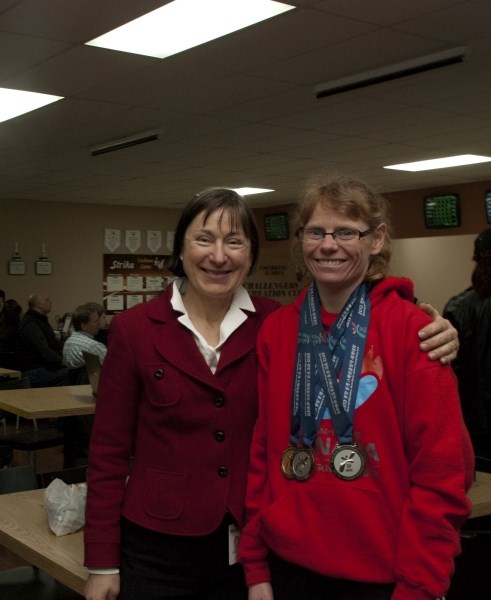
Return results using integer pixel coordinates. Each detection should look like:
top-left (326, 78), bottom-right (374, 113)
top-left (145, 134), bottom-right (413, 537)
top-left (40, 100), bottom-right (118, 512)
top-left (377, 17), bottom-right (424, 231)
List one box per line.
top-left (301, 204), bottom-right (386, 309)
top-left (181, 208), bottom-right (252, 302)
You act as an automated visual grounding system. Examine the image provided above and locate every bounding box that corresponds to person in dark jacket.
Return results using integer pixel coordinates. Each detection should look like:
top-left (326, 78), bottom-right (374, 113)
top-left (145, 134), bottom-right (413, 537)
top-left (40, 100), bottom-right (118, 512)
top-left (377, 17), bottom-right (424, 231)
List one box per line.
top-left (17, 292), bottom-right (71, 386)
top-left (0, 298), bottom-right (22, 352)
top-left (444, 228), bottom-right (491, 459)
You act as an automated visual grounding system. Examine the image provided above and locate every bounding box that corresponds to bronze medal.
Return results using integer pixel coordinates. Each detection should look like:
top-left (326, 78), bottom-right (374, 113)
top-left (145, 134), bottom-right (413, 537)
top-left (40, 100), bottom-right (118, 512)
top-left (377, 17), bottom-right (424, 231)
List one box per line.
top-left (291, 447), bottom-right (315, 481)
top-left (281, 446), bottom-right (296, 479)
top-left (330, 443), bottom-right (365, 481)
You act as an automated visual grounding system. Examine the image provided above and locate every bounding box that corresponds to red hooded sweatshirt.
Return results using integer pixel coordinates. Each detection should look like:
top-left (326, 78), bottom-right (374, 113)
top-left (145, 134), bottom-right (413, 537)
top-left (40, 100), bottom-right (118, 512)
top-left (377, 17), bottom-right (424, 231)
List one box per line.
top-left (239, 276), bottom-right (474, 600)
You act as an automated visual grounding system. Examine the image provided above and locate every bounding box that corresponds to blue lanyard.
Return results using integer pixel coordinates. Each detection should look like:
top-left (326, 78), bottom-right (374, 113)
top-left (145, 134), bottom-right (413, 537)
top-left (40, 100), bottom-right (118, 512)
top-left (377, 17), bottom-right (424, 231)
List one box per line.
top-left (291, 282), bottom-right (370, 447)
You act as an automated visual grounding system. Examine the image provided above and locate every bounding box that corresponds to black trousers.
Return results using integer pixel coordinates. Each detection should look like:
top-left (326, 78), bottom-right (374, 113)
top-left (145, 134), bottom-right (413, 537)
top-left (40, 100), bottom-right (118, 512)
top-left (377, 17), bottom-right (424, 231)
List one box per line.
top-left (119, 517), bottom-right (247, 600)
top-left (269, 552), bottom-right (396, 600)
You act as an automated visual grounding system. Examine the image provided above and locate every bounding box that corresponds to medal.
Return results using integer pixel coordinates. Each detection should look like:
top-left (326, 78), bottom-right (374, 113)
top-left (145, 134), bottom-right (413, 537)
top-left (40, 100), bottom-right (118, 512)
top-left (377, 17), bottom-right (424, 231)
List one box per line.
top-left (280, 446), bottom-right (296, 479)
top-left (291, 447), bottom-right (315, 481)
top-left (330, 443), bottom-right (365, 481)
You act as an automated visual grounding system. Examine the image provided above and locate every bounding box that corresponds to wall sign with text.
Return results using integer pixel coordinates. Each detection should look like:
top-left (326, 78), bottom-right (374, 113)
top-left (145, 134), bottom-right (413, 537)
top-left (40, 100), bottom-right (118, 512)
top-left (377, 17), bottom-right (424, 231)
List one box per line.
top-left (103, 254), bottom-right (175, 314)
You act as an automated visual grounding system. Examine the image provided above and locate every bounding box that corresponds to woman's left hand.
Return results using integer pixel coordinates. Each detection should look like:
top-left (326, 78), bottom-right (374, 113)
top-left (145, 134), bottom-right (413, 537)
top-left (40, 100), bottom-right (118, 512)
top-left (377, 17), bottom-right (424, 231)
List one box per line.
top-left (417, 302), bottom-right (459, 364)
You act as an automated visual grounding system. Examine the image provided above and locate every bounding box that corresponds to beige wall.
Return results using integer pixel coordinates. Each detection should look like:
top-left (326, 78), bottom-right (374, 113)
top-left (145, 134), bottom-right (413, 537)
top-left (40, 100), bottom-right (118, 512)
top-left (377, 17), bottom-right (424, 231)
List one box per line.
top-left (1, 199), bottom-right (181, 320)
top-left (2, 177), bottom-right (490, 320)
top-left (391, 235), bottom-right (475, 313)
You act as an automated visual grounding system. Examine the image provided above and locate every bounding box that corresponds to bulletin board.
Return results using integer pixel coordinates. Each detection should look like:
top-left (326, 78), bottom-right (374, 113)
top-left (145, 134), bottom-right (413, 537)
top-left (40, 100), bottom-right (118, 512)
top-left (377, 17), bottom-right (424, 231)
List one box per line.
top-left (103, 254), bottom-right (175, 314)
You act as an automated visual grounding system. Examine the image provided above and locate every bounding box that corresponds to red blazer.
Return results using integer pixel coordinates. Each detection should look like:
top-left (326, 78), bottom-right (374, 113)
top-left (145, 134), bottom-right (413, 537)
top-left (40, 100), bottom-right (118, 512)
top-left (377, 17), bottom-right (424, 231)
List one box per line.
top-left (84, 285), bottom-right (279, 568)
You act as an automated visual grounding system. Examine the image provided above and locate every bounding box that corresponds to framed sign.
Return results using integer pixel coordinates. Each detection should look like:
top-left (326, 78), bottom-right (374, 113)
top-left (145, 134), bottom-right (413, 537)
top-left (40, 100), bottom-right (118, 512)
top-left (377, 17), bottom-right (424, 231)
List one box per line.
top-left (424, 194), bottom-right (461, 229)
top-left (35, 260), bottom-right (53, 275)
top-left (8, 260), bottom-right (26, 275)
top-left (485, 190), bottom-right (491, 224)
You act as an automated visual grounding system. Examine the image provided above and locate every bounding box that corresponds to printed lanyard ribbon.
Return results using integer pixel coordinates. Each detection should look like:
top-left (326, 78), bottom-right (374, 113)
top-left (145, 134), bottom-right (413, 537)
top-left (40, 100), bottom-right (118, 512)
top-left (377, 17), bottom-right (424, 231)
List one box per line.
top-left (291, 282), bottom-right (370, 447)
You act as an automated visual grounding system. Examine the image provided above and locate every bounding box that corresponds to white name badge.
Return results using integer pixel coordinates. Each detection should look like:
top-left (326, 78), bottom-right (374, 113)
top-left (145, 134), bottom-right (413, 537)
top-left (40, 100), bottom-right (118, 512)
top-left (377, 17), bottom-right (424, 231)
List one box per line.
top-left (228, 523), bottom-right (240, 565)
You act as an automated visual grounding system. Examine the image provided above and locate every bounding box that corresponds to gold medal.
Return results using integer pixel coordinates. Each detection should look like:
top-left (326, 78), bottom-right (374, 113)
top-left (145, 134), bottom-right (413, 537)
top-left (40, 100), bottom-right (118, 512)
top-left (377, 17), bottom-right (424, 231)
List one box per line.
top-left (281, 446), bottom-right (296, 479)
top-left (330, 443), bottom-right (365, 481)
top-left (291, 447), bottom-right (315, 481)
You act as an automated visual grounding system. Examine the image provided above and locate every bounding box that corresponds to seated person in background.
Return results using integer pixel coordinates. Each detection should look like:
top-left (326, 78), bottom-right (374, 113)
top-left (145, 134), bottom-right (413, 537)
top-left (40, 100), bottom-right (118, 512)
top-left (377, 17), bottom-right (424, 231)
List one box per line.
top-left (91, 302), bottom-right (109, 346)
top-left (62, 302), bottom-right (106, 469)
top-left (17, 292), bottom-right (72, 387)
top-left (0, 298), bottom-right (22, 352)
top-left (63, 302), bottom-right (107, 368)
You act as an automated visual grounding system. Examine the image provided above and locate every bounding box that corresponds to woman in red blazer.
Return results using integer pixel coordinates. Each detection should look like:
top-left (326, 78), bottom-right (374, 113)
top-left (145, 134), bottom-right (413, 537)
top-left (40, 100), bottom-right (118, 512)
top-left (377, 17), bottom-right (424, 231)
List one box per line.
top-left (84, 188), bottom-right (279, 600)
top-left (84, 187), bottom-right (458, 600)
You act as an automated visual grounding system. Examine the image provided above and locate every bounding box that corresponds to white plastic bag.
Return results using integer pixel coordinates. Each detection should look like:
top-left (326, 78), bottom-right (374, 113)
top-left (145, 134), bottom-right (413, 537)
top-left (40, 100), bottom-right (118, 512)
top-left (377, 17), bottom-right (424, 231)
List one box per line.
top-left (44, 478), bottom-right (87, 536)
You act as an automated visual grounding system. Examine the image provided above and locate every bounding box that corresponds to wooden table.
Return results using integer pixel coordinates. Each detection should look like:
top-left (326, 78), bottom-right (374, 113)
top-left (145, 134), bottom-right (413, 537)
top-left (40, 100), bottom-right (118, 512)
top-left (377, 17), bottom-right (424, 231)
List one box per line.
top-left (0, 367), bottom-right (21, 379)
top-left (0, 384), bottom-right (95, 420)
top-left (469, 470), bottom-right (491, 518)
top-left (0, 488), bottom-right (87, 594)
top-left (0, 473), bottom-right (489, 596)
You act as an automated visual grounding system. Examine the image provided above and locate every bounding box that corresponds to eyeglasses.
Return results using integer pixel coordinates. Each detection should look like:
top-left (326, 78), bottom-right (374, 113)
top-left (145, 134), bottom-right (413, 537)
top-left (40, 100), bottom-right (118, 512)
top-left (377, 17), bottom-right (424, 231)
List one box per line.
top-left (296, 227), bottom-right (373, 243)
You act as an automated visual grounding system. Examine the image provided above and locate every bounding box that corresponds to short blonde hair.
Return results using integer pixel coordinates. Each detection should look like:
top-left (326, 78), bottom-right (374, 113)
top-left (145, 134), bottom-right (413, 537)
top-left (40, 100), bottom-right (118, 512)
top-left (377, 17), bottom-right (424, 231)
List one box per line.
top-left (293, 172), bottom-right (392, 282)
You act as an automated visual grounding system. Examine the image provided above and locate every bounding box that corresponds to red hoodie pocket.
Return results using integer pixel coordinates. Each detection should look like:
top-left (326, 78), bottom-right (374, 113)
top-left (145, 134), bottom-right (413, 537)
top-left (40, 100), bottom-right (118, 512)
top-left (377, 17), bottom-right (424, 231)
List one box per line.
top-left (259, 480), bottom-right (398, 583)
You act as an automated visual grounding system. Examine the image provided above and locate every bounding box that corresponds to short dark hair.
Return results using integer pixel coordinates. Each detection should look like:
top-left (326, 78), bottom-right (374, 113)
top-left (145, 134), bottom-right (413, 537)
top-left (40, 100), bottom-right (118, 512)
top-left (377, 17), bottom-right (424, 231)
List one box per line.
top-left (169, 187), bottom-right (259, 277)
top-left (473, 228), bottom-right (491, 260)
top-left (72, 304), bottom-right (99, 331)
top-left (85, 302), bottom-right (105, 317)
top-left (0, 290), bottom-right (5, 301)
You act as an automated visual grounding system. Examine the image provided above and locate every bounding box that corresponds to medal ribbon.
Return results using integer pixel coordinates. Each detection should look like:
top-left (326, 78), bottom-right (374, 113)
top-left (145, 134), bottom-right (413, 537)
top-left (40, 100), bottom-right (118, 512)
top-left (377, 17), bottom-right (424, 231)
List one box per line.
top-left (291, 282), bottom-right (370, 447)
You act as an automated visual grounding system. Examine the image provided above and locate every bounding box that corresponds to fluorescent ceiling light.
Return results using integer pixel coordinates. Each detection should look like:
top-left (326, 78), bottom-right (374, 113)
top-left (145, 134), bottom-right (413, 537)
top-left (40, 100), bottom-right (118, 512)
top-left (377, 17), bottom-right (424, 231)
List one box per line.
top-left (234, 187), bottom-right (274, 196)
top-left (384, 154), bottom-right (491, 172)
top-left (314, 46), bottom-right (468, 99)
top-left (86, 0), bottom-right (295, 59)
top-left (0, 87), bottom-right (63, 123)
top-left (90, 130), bottom-right (162, 156)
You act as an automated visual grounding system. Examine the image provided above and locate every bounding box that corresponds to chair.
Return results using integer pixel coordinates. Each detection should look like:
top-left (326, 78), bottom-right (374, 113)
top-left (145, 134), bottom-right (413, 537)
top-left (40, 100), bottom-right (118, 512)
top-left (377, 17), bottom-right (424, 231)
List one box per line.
top-left (0, 351), bottom-right (21, 370)
top-left (0, 375), bottom-right (28, 434)
top-left (475, 455), bottom-right (491, 473)
top-left (62, 355), bottom-right (95, 469)
top-left (0, 444), bottom-right (13, 467)
top-left (0, 376), bottom-right (36, 430)
top-left (0, 428), bottom-right (65, 469)
top-left (37, 465), bottom-right (87, 488)
top-left (82, 351), bottom-right (101, 396)
top-left (0, 465), bottom-right (37, 493)
top-left (0, 566), bottom-right (83, 599)
top-left (0, 466), bottom-right (83, 599)
top-left (0, 378), bottom-right (65, 469)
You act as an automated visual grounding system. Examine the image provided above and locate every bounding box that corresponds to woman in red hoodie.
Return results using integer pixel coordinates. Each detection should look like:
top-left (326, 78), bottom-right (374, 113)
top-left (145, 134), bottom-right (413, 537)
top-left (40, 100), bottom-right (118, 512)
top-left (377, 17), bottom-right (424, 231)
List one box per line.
top-left (239, 173), bottom-right (474, 600)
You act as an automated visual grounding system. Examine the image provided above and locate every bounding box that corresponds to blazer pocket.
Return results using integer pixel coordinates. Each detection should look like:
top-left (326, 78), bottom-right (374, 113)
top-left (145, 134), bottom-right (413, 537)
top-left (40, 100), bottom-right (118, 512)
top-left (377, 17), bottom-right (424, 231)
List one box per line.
top-left (142, 363), bottom-right (182, 407)
top-left (144, 468), bottom-right (187, 520)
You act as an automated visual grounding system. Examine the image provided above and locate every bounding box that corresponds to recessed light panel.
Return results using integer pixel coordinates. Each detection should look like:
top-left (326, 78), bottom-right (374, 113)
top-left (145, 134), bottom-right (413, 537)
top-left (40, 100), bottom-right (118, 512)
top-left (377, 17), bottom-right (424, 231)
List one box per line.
top-left (384, 154), bottom-right (491, 172)
top-left (86, 0), bottom-right (295, 59)
top-left (234, 187), bottom-right (274, 196)
top-left (0, 88), bottom-right (63, 123)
